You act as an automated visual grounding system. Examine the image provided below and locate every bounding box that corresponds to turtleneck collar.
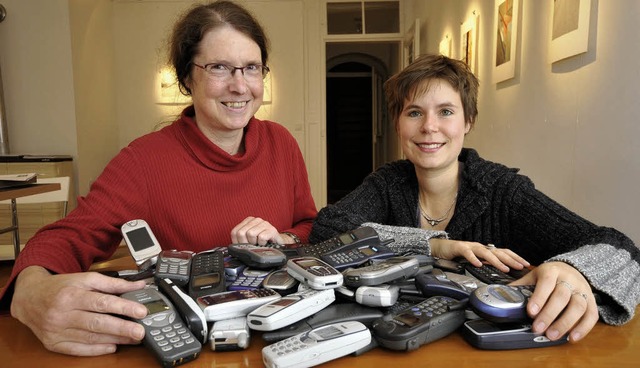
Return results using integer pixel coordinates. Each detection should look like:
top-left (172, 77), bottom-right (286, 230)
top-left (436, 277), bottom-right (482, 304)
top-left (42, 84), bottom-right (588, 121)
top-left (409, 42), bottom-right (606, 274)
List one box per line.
top-left (174, 105), bottom-right (261, 172)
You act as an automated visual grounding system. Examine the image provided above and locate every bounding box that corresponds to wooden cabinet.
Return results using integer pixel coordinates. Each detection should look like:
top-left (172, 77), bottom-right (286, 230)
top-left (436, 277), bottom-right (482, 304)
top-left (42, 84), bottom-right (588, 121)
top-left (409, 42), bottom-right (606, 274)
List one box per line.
top-left (0, 157), bottom-right (75, 258)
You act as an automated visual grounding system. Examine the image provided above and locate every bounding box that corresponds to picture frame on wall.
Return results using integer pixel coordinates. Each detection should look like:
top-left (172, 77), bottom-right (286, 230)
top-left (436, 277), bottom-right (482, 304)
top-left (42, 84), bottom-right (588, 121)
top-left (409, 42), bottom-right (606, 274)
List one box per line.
top-left (548, 0), bottom-right (592, 63)
top-left (492, 0), bottom-right (520, 83)
top-left (460, 13), bottom-right (478, 74)
top-left (404, 19), bottom-right (420, 67)
top-left (439, 35), bottom-right (452, 58)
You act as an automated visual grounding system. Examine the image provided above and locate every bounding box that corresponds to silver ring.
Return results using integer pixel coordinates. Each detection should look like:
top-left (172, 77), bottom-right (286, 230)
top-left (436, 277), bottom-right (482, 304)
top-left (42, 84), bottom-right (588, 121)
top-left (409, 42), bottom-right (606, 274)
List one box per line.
top-left (556, 280), bottom-right (574, 291)
top-left (485, 243), bottom-right (496, 250)
top-left (572, 291), bottom-right (588, 300)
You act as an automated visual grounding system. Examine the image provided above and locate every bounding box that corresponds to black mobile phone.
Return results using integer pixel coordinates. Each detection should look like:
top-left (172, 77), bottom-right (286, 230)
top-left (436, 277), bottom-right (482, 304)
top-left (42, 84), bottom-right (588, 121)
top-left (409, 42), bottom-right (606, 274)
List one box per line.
top-left (414, 269), bottom-right (472, 300)
top-left (320, 242), bottom-right (396, 271)
top-left (371, 295), bottom-right (467, 351)
top-left (188, 249), bottom-right (226, 299)
top-left (154, 250), bottom-right (193, 287)
top-left (297, 226), bottom-right (389, 258)
top-left (461, 319), bottom-right (568, 350)
top-left (120, 287), bottom-right (201, 367)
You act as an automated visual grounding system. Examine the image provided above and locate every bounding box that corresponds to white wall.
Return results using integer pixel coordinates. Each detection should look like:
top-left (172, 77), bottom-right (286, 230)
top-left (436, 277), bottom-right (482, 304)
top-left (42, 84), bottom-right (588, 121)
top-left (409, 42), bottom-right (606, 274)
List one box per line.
top-left (414, 0), bottom-right (640, 244)
top-left (0, 0), bottom-right (78, 157)
top-left (1, 0), bottom-right (637, 244)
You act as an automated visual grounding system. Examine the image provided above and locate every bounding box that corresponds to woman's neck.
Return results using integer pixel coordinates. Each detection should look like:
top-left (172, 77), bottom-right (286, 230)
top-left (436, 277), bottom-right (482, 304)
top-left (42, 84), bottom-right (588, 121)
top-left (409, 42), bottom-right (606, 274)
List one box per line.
top-left (195, 119), bottom-right (245, 155)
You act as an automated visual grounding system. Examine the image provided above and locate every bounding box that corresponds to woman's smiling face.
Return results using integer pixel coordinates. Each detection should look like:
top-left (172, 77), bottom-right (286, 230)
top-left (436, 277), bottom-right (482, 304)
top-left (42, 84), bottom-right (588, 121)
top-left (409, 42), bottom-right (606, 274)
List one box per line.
top-left (397, 78), bottom-right (470, 175)
top-left (187, 25), bottom-right (264, 135)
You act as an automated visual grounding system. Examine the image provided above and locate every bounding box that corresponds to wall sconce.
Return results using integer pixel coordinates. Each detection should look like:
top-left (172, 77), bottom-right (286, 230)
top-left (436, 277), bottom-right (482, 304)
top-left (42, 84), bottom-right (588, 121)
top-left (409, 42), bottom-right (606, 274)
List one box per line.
top-left (156, 66), bottom-right (191, 105)
top-left (262, 73), bottom-right (272, 105)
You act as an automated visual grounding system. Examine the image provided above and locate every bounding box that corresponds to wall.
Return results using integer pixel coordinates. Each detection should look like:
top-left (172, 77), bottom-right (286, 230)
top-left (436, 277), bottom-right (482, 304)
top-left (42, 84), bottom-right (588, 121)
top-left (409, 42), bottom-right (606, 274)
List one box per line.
top-left (413, 0), bottom-right (639, 244)
top-left (1, 0), bottom-right (637, 244)
top-left (0, 0), bottom-right (79, 164)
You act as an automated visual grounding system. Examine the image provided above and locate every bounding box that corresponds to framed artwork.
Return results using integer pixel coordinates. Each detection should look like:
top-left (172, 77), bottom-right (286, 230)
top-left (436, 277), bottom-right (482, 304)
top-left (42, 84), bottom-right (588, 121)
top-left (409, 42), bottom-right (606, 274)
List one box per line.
top-left (439, 35), bottom-right (452, 58)
top-left (492, 0), bottom-right (520, 83)
top-left (460, 13), bottom-right (478, 74)
top-left (548, 0), bottom-right (591, 63)
top-left (404, 19), bottom-right (420, 67)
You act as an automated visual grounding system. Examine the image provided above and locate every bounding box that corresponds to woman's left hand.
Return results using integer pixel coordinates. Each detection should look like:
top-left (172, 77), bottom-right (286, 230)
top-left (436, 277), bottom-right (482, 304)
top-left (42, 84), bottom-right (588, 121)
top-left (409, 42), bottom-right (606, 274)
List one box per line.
top-left (511, 261), bottom-right (599, 343)
top-left (230, 216), bottom-right (284, 245)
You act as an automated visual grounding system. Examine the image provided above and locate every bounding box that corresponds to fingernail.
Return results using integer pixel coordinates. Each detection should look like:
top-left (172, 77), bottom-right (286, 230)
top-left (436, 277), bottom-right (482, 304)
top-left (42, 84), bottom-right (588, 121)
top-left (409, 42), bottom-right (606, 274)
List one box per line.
top-left (136, 306), bottom-right (148, 317)
top-left (534, 321), bottom-right (545, 332)
top-left (547, 329), bottom-right (559, 340)
top-left (529, 303), bottom-right (540, 315)
top-left (135, 326), bottom-right (145, 340)
top-left (570, 332), bottom-right (581, 342)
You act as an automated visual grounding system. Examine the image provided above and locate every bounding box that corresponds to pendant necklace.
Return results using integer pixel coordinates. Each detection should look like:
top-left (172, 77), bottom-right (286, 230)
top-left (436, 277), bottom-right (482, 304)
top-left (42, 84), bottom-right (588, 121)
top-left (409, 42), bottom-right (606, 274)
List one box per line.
top-left (419, 194), bottom-right (458, 227)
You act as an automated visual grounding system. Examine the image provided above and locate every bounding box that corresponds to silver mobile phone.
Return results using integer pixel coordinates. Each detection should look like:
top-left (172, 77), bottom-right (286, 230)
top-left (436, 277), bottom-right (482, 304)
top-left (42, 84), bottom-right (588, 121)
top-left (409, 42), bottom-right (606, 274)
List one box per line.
top-left (121, 219), bottom-right (162, 268)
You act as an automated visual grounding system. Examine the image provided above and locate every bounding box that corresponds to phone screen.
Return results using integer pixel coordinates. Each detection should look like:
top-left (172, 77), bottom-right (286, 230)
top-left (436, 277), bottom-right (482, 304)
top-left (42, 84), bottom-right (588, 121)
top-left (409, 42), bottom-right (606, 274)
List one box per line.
top-left (126, 227), bottom-right (155, 251)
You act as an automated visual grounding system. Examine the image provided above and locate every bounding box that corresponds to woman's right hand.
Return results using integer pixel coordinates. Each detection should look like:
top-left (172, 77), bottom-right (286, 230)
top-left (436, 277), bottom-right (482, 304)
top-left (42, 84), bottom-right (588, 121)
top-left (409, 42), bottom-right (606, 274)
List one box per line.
top-left (429, 238), bottom-right (530, 272)
top-left (10, 266), bottom-right (148, 356)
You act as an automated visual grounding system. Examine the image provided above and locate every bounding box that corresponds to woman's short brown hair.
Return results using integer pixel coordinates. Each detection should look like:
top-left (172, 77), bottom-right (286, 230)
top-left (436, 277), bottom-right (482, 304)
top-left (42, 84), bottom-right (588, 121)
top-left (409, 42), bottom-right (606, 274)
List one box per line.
top-left (384, 54), bottom-right (479, 130)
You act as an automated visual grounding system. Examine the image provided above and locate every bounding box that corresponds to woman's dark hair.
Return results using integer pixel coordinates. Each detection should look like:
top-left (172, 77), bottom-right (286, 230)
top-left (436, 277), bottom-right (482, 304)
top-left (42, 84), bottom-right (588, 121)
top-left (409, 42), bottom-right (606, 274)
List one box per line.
top-left (384, 54), bottom-right (479, 130)
top-left (169, 0), bottom-right (270, 95)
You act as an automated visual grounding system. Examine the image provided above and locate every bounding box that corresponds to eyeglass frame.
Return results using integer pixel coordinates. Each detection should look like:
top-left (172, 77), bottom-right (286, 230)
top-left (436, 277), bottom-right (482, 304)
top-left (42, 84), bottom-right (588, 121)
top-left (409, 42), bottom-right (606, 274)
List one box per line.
top-left (192, 62), bottom-right (270, 80)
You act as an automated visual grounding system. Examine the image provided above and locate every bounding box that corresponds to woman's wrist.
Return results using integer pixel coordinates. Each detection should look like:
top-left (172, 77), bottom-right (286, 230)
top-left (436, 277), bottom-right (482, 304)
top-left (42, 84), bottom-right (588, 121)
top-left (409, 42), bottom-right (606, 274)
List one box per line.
top-left (281, 232), bottom-right (301, 244)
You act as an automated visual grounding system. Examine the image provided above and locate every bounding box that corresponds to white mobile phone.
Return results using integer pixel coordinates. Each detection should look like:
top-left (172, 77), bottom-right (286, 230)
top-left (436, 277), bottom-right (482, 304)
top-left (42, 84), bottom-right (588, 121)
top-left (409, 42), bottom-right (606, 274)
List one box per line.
top-left (210, 317), bottom-right (251, 351)
top-left (247, 288), bottom-right (335, 331)
top-left (286, 257), bottom-right (343, 290)
top-left (156, 278), bottom-right (208, 344)
top-left (196, 289), bottom-right (281, 322)
top-left (355, 284), bottom-right (399, 307)
top-left (262, 321), bottom-right (371, 368)
top-left (121, 219), bottom-right (162, 268)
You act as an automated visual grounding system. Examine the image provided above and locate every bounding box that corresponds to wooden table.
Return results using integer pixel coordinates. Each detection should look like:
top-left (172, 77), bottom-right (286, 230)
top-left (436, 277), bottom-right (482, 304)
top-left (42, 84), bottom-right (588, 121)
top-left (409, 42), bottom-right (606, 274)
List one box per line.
top-left (0, 183), bottom-right (61, 259)
top-left (1, 256), bottom-right (638, 368)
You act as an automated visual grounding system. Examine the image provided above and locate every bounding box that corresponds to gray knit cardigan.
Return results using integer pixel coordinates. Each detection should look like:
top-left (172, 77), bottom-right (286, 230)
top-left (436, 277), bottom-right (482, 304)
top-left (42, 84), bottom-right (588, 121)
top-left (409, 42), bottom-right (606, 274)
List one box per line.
top-left (310, 148), bottom-right (640, 325)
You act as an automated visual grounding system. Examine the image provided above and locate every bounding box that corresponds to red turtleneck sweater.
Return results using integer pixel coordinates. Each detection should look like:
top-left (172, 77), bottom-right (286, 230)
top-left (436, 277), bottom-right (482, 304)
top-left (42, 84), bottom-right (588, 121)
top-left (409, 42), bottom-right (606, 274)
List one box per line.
top-left (0, 106), bottom-right (317, 308)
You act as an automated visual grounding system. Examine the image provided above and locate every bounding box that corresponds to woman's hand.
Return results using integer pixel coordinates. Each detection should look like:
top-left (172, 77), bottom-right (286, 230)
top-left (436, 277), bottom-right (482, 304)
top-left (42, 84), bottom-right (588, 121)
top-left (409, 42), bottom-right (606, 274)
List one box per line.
top-left (10, 266), bottom-right (148, 356)
top-left (231, 216), bottom-right (284, 245)
top-left (512, 261), bottom-right (599, 343)
top-left (429, 238), bottom-right (530, 272)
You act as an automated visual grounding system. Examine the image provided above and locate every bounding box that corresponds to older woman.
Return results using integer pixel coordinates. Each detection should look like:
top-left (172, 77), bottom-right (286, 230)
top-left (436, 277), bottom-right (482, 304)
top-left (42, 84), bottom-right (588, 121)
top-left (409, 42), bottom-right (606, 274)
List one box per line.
top-left (2, 0), bottom-right (316, 356)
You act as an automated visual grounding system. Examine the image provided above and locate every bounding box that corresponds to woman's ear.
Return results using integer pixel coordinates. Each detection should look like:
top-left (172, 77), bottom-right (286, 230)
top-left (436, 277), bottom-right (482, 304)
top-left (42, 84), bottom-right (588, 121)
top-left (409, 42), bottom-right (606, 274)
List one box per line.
top-left (464, 120), bottom-right (472, 134)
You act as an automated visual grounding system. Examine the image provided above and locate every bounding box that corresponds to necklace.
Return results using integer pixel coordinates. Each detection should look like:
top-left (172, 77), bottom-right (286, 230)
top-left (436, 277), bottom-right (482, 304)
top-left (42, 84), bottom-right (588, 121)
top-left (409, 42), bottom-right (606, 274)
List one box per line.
top-left (419, 194), bottom-right (458, 227)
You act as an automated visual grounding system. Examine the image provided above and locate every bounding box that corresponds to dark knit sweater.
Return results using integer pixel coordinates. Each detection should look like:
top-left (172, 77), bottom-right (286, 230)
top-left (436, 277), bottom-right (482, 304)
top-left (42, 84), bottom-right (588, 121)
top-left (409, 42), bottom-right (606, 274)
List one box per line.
top-left (311, 148), bottom-right (639, 325)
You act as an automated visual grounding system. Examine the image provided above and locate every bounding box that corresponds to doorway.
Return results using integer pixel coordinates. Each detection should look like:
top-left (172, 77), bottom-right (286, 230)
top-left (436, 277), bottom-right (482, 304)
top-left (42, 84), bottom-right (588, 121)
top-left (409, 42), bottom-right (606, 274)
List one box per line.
top-left (325, 43), bottom-right (398, 204)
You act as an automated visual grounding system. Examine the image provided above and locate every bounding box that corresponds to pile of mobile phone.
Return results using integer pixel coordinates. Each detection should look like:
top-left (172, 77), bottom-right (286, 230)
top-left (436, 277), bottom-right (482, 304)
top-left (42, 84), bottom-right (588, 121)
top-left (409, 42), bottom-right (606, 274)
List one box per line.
top-left (119, 221), bottom-right (565, 365)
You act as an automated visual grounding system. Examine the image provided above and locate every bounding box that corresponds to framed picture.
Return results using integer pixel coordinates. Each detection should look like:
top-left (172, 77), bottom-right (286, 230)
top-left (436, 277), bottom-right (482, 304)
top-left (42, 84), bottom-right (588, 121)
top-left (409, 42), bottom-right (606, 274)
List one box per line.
top-left (404, 19), bottom-right (420, 67)
top-left (460, 13), bottom-right (478, 74)
top-left (439, 35), bottom-right (452, 58)
top-left (548, 0), bottom-right (592, 63)
top-left (492, 0), bottom-right (520, 83)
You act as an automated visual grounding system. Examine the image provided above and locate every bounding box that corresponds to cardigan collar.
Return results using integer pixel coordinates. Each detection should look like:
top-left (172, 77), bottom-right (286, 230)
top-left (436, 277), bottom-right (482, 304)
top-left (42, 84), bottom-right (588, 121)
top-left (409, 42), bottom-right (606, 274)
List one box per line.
top-left (175, 105), bottom-right (261, 171)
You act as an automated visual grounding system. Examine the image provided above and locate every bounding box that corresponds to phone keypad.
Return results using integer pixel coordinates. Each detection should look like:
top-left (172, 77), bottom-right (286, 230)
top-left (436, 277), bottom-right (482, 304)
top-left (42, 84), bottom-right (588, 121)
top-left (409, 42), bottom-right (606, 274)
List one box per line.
top-left (465, 264), bottom-right (515, 284)
top-left (323, 250), bottom-right (365, 265)
top-left (267, 334), bottom-right (313, 356)
top-left (149, 321), bottom-right (198, 352)
top-left (231, 276), bottom-right (264, 290)
top-left (192, 251), bottom-right (224, 275)
top-left (158, 258), bottom-right (190, 277)
top-left (398, 296), bottom-right (461, 320)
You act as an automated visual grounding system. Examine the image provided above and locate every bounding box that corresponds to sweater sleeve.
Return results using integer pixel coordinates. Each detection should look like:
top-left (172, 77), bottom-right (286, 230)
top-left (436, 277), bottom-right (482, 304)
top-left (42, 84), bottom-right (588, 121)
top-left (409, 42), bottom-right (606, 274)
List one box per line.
top-left (504, 178), bottom-right (640, 325)
top-left (281, 132), bottom-right (317, 243)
